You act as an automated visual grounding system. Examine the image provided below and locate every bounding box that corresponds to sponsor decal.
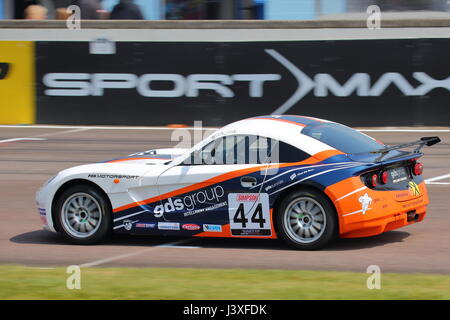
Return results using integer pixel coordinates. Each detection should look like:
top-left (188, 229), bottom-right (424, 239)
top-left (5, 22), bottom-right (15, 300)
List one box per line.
top-left (408, 181), bottom-right (421, 196)
top-left (182, 224), bottom-right (201, 231)
top-left (158, 222), bottom-right (180, 230)
top-left (0, 42), bottom-right (35, 124)
top-left (88, 174), bottom-right (139, 179)
top-left (135, 223), bottom-right (156, 229)
top-left (232, 229), bottom-right (271, 236)
top-left (42, 49), bottom-right (450, 114)
top-left (359, 193), bottom-right (372, 215)
top-left (390, 167), bottom-right (408, 184)
top-left (236, 194), bottom-right (259, 202)
top-left (265, 180), bottom-right (284, 192)
top-left (183, 201), bottom-right (227, 217)
top-left (154, 185), bottom-right (225, 218)
top-left (123, 219), bottom-right (134, 231)
top-left (402, 198), bottom-right (424, 208)
top-left (395, 191), bottom-right (410, 199)
top-left (203, 224), bottom-right (222, 232)
top-left (43, 72), bottom-right (280, 98)
top-left (289, 169), bottom-right (314, 181)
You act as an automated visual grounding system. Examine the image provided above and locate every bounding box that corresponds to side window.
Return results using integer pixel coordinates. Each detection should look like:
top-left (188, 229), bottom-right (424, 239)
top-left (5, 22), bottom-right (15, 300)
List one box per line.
top-left (181, 135), bottom-right (274, 165)
top-left (248, 135), bottom-right (271, 164)
top-left (269, 141), bottom-right (310, 163)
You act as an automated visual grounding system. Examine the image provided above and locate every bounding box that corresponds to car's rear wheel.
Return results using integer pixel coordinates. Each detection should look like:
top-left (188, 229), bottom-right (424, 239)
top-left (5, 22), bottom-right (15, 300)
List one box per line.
top-left (55, 185), bottom-right (112, 244)
top-left (276, 189), bottom-right (338, 250)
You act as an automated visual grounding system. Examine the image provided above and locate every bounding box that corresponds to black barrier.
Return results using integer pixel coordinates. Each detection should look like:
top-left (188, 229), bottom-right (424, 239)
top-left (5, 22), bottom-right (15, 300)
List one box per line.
top-left (36, 39), bottom-right (450, 127)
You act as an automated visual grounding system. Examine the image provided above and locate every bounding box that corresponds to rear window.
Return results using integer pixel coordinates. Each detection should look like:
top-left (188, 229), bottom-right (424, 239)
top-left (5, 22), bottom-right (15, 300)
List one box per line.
top-left (302, 123), bottom-right (384, 154)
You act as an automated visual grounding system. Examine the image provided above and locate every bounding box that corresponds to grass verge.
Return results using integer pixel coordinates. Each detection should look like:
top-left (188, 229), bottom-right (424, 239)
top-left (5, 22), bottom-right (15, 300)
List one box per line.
top-left (0, 265), bottom-right (449, 299)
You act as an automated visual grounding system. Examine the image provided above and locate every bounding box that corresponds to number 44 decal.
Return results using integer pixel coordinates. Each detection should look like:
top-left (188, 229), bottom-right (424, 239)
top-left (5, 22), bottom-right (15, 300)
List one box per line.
top-left (233, 203), bottom-right (266, 228)
top-left (228, 193), bottom-right (271, 236)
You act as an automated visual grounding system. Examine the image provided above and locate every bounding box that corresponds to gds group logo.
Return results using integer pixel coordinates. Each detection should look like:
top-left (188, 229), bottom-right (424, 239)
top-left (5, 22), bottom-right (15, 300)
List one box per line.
top-left (153, 185), bottom-right (225, 218)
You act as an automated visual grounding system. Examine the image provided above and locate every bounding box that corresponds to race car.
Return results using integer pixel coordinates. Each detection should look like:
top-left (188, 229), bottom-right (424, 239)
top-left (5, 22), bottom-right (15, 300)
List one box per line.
top-left (35, 115), bottom-right (440, 250)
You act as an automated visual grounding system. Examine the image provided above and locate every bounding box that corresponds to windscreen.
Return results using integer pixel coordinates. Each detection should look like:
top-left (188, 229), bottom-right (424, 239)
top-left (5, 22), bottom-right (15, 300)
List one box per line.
top-left (302, 123), bottom-right (384, 154)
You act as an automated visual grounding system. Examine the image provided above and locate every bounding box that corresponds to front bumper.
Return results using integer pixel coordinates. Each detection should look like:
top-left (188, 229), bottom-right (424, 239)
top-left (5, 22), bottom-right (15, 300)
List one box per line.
top-left (36, 187), bottom-right (57, 233)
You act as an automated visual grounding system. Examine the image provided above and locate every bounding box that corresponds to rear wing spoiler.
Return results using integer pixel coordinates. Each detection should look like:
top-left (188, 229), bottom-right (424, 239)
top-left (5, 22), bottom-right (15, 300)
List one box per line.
top-left (370, 136), bottom-right (441, 162)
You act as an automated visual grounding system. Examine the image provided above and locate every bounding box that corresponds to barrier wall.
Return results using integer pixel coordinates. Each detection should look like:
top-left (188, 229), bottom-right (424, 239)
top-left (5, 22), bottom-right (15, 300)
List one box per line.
top-left (0, 20), bottom-right (449, 127)
top-left (35, 39), bottom-right (450, 127)
top-left (0, 41), bottom-right (34, 124)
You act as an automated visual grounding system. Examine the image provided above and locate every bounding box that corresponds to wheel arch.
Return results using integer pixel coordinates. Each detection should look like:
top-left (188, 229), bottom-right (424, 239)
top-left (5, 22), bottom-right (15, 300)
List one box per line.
top-left (51, 179), bottom-right (112, 232)
top-left (271, 181), bottom-right (340, 235)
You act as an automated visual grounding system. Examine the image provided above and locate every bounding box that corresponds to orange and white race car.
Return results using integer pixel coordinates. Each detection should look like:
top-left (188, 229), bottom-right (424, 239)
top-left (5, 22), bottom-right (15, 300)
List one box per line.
top-left (36, 115), bottom-right (440, 250)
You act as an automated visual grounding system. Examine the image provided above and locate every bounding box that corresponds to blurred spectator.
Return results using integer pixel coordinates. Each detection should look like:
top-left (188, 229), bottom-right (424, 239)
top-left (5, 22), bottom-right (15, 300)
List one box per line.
top-left (110, 0), bottom-right (144, 20)
top-left (71, 0), bottom-right (102, 19)
top-left (24, 4), bottom-right (48, 19)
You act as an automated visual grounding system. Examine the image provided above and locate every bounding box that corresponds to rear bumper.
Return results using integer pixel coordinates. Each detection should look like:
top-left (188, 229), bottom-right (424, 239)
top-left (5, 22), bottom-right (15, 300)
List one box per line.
top-left (339, 205), bottom-right (427, 238)
top-left (325, 177), bottom-right (429, 238)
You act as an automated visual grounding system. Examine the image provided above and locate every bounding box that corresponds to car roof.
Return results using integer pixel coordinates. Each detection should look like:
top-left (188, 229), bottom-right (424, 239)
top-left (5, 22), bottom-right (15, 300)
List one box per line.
top-left (214, 115), bottom-right (337, 156)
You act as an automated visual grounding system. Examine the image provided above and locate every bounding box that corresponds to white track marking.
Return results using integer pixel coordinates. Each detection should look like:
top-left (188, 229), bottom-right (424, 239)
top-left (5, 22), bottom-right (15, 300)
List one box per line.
top-left (79, 239), bottom-right (194, 268)
top-left (33, 128), bottom-right (92, 138)
top-left (358, 129), bottom-right (450, 132)
top-left (113, 210), bottom-right (147, 224)
top-left (335, 186), bottom-right (368, 201)
top-left (0, 137), bottom-right (47, 144)
top-left (2, 125), bottom-right (449, 132)
top-left (156, 242), bottom-right (200, 249)
top-left (0, 128), bottom-right (92, 145)
top-left (0, 125), bottom-right (218, 131)
top-left (425, 174), bottom-right (450, 183)
top-left (427, 182), bottom-right (450, 185)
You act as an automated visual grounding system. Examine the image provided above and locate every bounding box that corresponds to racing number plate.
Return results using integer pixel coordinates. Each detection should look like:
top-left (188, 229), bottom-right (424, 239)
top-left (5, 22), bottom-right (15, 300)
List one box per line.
top-left (228, 193), bottom-right (271, 236)
top-left (389, 166), bottom-right (409, 184)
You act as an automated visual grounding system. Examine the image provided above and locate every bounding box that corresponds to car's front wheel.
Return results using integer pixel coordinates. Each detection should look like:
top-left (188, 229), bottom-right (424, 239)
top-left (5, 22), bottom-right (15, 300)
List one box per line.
top-left (55, 185), bottom-right (112, 244)
top-left (276, 189), bottom-right (338, 250)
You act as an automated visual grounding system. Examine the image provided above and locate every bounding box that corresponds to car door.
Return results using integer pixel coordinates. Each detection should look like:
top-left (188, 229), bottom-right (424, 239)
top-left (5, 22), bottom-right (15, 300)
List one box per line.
top-left (154, 134), bottom-right (273, 236)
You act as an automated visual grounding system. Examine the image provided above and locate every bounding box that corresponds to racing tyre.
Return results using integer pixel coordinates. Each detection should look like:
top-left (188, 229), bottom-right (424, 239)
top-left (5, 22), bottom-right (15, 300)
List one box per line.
top-left (277, 189), bottom-right (338, 250)
top-left (55, 185), bottom-right (112, 245)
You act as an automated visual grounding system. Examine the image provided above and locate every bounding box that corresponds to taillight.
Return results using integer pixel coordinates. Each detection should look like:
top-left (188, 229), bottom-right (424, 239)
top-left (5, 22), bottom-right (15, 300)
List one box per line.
top-left (413, 162), bottom-right (423, 176)
top-left (381, 171), bottom-right (388, 184)
top-left (370, 174), bottom-right (378, 187)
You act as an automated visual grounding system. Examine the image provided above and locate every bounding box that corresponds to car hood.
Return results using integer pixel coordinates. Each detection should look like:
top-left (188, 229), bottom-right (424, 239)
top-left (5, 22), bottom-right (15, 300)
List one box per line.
top-left (102, 148), bottom-right (188, 165)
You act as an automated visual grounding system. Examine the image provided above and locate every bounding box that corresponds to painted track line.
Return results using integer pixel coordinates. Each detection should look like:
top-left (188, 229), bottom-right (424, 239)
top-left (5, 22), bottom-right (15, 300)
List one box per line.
top-left (425, 173), bottom-right (450, 183)
top-left (0, 128), bottom-right (92, 146)
top-left (79, 239), bottom-right (195, 268)
top-left (34, 127), bottom-right (92, 138)
top-left (0, 137), bottom-right (47, 144)
top-left (0, 125), bottom-right (218, 131)
top-left (1, 125), bottom-right (450, 132)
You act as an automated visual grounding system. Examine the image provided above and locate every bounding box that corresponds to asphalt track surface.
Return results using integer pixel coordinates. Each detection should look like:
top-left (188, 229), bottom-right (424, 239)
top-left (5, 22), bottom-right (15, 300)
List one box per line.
top-left (0, 125), bottom-right (449, 274)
